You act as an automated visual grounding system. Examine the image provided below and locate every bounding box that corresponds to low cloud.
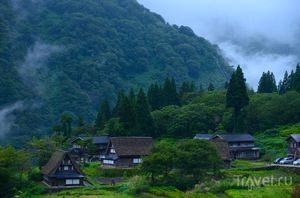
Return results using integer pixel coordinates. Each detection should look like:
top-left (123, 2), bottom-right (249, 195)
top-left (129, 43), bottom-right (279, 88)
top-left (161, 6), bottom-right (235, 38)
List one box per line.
top-left (0, 102), bottom-right (25, 137)
top-left (18, 41), bottom-right (63, 95)
top-left (138, 0), bottom-right (300, 88)
top-left (219, 42), bottom-right (298, 88)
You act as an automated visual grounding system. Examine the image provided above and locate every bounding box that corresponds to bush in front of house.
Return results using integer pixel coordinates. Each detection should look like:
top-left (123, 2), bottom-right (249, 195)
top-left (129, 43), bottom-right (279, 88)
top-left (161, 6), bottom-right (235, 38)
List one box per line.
top-left (141, 139), bottom-right (222, 190)
top-left (123, 175), bottom-right (150, 194)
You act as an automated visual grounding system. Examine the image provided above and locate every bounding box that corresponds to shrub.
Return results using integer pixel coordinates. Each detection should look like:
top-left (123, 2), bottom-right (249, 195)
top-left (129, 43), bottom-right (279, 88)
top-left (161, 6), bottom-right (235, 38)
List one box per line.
top-left (124, 175), bottom-right (149, 194)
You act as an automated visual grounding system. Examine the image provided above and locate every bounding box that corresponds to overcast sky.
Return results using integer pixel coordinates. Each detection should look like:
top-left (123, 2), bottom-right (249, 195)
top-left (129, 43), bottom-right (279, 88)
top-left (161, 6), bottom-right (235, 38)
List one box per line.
top-left (138, 0), bottom-right (300, 88)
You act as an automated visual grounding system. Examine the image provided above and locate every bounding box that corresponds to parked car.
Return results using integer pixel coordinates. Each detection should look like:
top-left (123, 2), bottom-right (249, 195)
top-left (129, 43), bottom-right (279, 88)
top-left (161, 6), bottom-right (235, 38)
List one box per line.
top-left (293, 159), bottom-right (300, 165)
top-left (279, 157), bottom-right (294, 164)
top-left (273, 157), bottom-right (284, 164)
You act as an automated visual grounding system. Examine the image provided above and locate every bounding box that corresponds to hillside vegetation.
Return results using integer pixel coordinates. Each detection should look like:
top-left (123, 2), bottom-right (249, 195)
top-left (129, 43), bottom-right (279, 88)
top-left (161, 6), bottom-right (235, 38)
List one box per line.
top-left (0, 0), bottom-right (232, 144)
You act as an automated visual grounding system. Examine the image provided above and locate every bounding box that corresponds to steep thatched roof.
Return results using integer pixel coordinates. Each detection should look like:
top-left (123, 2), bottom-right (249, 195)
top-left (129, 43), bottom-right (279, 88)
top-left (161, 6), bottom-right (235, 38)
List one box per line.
top-left (110, 137), bottom-right (153, 156)
top-left (41, 150), bottom-right (83, 176)
top-left (210, 138), bottom-right (230, 161)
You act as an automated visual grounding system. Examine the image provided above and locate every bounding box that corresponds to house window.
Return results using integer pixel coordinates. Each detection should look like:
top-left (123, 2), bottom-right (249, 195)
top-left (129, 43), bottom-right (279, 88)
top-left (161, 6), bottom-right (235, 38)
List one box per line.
top-left (110, 148), bottom-right (116, 154)
top-left (103, 160), bottom-right (114, 165)
top-left (65, 179), bottom-right (80, 185)
top-left (63, 166), bottom-right (69, 170)
top-left (133, 158), bottom-right (142, 164)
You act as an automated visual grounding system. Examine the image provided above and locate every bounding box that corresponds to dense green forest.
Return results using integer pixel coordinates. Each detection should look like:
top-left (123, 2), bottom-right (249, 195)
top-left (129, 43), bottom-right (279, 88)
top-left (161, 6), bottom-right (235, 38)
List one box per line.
top-left (1, 65), bottom-right (300, 197)
top-left (41, 64), bottom-right (300, 143)
top-left (0, 0), bottom-right (232, 145)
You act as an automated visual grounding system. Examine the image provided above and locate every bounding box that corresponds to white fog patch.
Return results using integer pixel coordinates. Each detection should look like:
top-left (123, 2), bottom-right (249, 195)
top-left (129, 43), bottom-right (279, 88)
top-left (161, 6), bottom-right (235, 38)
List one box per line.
top-left (138, 0), bottom-right (300, 87)
top-left (18, 42), bottom-right (63, 95)
top-left (219, 42), bottom-right (297, 89)
top-left (0, 102), bottom-right (25, 137)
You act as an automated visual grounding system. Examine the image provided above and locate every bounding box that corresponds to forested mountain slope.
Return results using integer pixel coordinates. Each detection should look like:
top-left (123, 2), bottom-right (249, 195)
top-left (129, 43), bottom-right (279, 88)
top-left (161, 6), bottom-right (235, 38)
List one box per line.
top-left (0, 0), bottom-right (232, 144)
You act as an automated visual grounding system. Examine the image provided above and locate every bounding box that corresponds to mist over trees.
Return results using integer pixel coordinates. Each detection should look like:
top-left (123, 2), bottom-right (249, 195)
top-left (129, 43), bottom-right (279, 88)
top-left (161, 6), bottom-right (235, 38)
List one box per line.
top-left (0, 0), bottom-right (232, 144)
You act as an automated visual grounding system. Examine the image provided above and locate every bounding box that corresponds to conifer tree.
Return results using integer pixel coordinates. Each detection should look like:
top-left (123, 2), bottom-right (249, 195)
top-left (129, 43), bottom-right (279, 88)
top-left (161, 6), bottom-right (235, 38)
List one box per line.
top-left (163, 77), bottom-right (179, 106)
top-left (118, 96), bottom-right (135, 131)
top-left (291, 64), bottom-right (300, 93)
top-left (60, 112), bottom-right (73, 137)
top-left (95, 99), bottom-right (111, 129)
top-left (226, 66), bottom-right (249, 131)
top-left (135, 88), bottom-right (154, 136)
top-left (148, 83), bottom-right (155, 110)
top-left (278, 71), bottom-right (289, 95)
top-left (257, 71), bottom-right (277, 93)
top-left (112, 90), bottom-right (125, 116)
top-left (128, 88), bottom-right (136, 106)
top-left (179, 81), bottom-right (190, 98)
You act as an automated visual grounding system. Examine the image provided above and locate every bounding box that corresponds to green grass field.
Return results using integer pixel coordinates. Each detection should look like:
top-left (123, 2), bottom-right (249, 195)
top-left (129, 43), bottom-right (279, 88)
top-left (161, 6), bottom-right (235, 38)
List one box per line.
top-left (27, 160), bottom-right (300, 198)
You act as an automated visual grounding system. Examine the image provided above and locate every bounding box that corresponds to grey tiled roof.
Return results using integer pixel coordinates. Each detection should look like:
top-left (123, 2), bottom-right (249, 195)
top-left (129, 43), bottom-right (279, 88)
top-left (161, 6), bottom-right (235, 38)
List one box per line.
top-left (213, 134), bottom-right (254, 142)
top-left (92, 136), bottom-right (110, 144)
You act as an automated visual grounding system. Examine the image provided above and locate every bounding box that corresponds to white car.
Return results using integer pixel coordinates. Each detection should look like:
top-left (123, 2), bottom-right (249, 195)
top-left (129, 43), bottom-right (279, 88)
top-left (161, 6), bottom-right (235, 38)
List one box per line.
top-left (293, 159), bottom-right (300, 165)
top-left (279, 157), bottom-right (294, 164)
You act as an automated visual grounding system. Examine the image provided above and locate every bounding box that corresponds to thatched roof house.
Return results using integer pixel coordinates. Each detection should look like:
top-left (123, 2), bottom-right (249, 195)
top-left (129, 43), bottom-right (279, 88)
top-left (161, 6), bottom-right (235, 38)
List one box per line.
top-left (41, 150), bottom-right (85, 188)
top-left (102, 137), bottom-right (153, 168)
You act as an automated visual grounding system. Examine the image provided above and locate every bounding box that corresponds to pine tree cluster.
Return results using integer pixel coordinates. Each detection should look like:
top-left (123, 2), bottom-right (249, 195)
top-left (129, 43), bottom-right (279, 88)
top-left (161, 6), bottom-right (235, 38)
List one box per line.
top-left (278, 64), bottom-right (300, 95)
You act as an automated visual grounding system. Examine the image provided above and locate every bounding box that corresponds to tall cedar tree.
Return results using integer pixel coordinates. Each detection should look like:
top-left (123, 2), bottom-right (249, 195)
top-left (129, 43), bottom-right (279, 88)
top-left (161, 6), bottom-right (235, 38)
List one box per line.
top-left (226, 66), bottom-right (249, 131)
top-left (163, 77), bottom-right (179, 106)
top-left (95, 99), bottom-right (111, 129)
top-left (148, 83), bottom-right (162, 110)
top-left (291, 64), bottom-right (300, 93)
top-left (128, 88), bottom-right (136, 106)
top-left (179, 81), bottom-right (196, 97)
top-left (112, 90), bottom-right (125, 116)
top-left (60, 112), bottom-right (73, 137)
top-left (257, 71), bottom-right (277, 93)
top-left (118, 96), bottom-right (135, 130)
top-left (179, 81), bottom-right (190, 97)
top-left (135, 88), bottom-right (154, 136)
top-left (278, 71), bottom-right (289, 95)
top-left (278, 64), bottom-right (300, 94)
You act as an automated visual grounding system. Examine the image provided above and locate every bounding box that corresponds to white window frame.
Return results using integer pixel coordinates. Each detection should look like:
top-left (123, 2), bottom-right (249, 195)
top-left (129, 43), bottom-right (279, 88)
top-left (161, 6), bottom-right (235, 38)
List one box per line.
top-left (133, 158), bottom-right (142, 164)
top-left (110, 148), bottom-right (116, 154)
top-left (72, 179), bottom-right (80, 185)
top-left (103, 160), bottom-right (114, 165)
top-left (66, 179), bottom-right (72, 185)
top-left (65, 179), bottom-right (80, 185)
